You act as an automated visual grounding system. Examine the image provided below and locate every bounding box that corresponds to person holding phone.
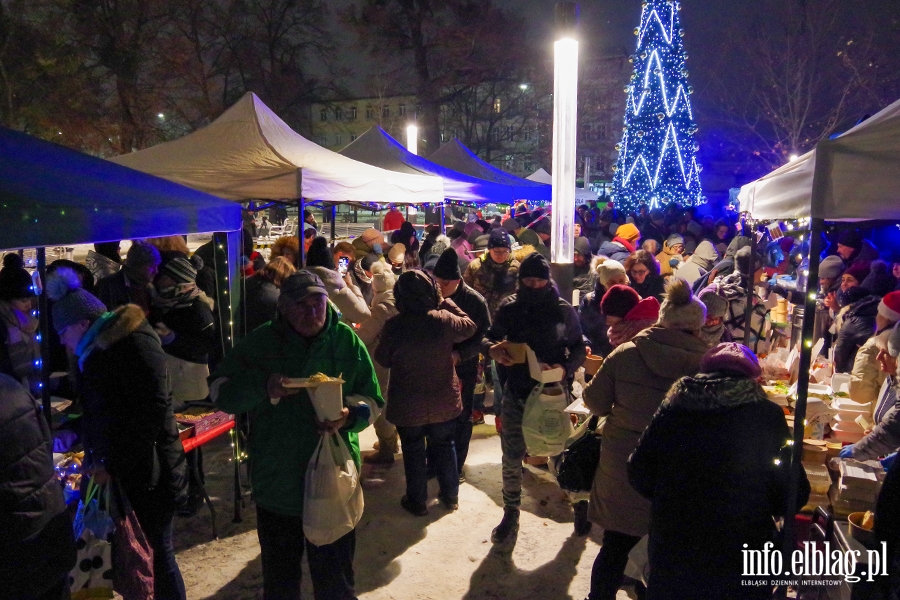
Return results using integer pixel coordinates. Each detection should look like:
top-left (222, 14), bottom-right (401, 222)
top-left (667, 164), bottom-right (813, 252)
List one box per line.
top-left (304, 237), bottom-right (371, 325)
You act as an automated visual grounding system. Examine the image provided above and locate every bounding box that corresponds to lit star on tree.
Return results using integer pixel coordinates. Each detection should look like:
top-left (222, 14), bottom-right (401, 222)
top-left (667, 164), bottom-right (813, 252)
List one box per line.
top-left (612, 0), bottom-right (703, 212)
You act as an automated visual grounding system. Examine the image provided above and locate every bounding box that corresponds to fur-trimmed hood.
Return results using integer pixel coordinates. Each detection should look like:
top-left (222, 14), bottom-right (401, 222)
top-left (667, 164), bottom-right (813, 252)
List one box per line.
top-left (662, 372), bottom-right (769, 412)
top-left (94, 304), bottom-right (148, 350)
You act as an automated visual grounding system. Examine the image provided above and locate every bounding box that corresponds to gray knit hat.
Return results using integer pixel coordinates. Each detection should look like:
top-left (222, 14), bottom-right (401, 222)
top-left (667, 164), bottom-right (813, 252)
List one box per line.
top-left (699, 283), bottom-right (729, 319)
top-left (47, 268), bottom-right (108, 333)
top-left (659, 277), bottom-right (707, 333)
top-left (161, 257), bottom-right (198, 284)
top-left (819, 255), bottom-right (845, 281)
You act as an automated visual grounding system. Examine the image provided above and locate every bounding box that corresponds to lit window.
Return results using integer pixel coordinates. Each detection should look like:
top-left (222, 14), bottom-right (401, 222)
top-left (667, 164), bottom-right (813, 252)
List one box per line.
top-left (493, 98), bottom-right (501, 113)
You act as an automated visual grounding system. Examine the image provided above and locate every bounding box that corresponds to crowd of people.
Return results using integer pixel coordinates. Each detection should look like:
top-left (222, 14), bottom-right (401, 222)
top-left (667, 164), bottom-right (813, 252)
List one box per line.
top-left (2, 199), bottom-right (900, 600)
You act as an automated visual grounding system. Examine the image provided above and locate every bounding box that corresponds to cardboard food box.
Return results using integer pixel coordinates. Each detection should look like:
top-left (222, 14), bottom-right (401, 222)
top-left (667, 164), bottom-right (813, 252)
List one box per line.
top-left (583, 354), bottom-right (604, 376)
top-left (506, 342), bottom-right (528, 365)
top-left (527, 347), bottom-right (565, 383)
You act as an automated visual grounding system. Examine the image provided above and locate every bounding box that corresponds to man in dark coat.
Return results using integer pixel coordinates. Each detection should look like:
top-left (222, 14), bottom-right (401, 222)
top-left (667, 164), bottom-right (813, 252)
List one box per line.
top-left (432, 248), bottom-right (491, 481)
top-left (96, 240), bottom-right (161, 315)
top-left (48, 268), bottom-right (188, 600)
top-left (834, 287), bottom-right (880, 373)
top-left (0, 374), bottom-right (75, 600)
top-left (628, 343), bottom-right (810, 600)
top-left (485, 252), bottom-right (586, 543)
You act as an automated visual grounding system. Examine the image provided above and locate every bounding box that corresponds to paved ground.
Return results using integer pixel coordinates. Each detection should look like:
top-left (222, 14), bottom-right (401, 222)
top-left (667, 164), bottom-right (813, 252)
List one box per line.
top-left (172, 416), bottom-right (641, 600)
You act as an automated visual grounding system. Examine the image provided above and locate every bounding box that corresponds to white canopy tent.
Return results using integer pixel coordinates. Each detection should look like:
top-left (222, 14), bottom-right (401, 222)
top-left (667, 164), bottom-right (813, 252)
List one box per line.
top-left (527, 168), bottom-right (598, 201)
top-left (111, 93), bottom-right (444, 205)
top-left (736, 96), bottom-right (900, 565)
top-left (738, 96), bottom-right (900, 221)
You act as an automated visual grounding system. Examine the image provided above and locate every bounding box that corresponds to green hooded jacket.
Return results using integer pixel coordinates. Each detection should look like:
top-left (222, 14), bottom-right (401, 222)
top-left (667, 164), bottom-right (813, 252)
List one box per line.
top-left (212, 305), bottom-right (383, 516)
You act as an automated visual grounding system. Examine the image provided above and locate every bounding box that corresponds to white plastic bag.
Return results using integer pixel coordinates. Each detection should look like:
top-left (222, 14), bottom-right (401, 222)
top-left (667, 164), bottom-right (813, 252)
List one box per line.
top-left (624, 535), bottom-right (650, 586)
top-left (522, 382), bottom-right (574, 457)
top-left (303, 432), bottom-right (364, 547)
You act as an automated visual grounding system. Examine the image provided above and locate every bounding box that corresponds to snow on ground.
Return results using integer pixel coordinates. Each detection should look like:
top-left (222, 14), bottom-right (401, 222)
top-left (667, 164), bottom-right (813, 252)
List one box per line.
top-left (173, 417), bottom-right (639, 600)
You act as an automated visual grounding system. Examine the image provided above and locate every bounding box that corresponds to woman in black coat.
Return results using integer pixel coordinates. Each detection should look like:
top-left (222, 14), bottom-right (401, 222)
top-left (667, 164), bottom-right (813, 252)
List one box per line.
top-left (0, 374), bottom-right (75, 600)
top-left (48, 269), bottom-right (188, 600)
top-left (628, 343), bottom-right (810, 600)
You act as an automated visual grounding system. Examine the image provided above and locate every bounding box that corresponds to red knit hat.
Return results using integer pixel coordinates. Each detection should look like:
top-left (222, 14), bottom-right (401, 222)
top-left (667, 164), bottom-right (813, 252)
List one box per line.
top-left (624, 296), bottom-right (661, 322)
top-left (844, 261), bottom-right (871, 284)
top-left (600, 284), bottom-right (641, 318)
top-left (879, 291), bottom-right (900, 324)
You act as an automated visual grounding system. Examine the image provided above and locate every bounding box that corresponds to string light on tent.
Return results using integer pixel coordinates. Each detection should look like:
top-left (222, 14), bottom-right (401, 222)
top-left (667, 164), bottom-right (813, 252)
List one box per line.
top-left (612, 0), bottom-right (703, 212)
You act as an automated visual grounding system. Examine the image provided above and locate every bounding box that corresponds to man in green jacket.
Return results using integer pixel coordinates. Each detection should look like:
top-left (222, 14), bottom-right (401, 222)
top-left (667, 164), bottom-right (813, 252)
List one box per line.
top-left (211, 270), bottom-right (383, 600)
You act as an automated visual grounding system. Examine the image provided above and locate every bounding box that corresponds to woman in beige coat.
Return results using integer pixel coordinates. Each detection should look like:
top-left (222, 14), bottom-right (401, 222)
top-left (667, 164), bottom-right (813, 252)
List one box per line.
top-left (357, 260), bottom-right (400, 463)
top-left (582, 278), bottom-right (708, 600)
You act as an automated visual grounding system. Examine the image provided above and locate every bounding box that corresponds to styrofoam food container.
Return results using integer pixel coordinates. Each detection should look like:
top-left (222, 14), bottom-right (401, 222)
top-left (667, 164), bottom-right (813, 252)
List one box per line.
top-left (831, 415), bottom-right (864, 433)
top-left (830, 425), bottom-right (864, 443)
top-left (310, 381), bottom-right (344, 421)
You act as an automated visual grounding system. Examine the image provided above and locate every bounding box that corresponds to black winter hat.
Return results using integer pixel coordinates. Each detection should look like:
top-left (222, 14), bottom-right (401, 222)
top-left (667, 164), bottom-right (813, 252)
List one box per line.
top-left (433, 248), bottom-right (461, 280)
top-left (519, 252), bottom-right (551, 280)
top-left (0, 253), bottom-right (35, 301)
top-left (304, 237), bottom-right (335, 270)
top-left (837, 230), bottom-right (863, 250)
top-left (532, 217), bottom-right (551, 236)
top-left (488, 229), bottom-right (512, 250)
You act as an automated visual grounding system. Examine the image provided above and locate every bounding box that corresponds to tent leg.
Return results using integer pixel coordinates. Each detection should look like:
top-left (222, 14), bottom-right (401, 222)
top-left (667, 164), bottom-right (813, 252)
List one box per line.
top-left (298, 197), bottom-right (306, 267)
top-left (331, 204), bottom-right (337, 247)
top-left (743, 218), bottom-right (758, 346)
top-left (36, 248), bottom-right (51, 422)
top-left (780, 218), bottom-right (824, 573)
top-left (441, 205), bottom-right (446, 234)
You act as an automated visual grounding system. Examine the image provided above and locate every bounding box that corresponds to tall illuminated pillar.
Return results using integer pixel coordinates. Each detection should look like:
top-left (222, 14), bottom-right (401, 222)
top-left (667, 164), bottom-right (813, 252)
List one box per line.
top-left (406, 125), bottom-right (418, 155)
top-left (550, 2), bottom-right (578, 302)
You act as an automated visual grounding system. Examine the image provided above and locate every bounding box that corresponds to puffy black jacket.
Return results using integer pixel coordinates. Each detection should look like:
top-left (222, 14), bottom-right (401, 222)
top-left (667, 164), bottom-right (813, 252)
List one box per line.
top-left (447, 282), bottom-right (491, 368)
top-left (151, 297), bottom-right (216, 365)
top-left (242, 274), bottom-right (281, 333)
top-left (485, 288), bottom-right (586, 398)
top-left (834, 294), bottom-right (879, 373)
top-left (0, 374), bottom-right (75, 597)
top-left (629, 373), bottom-right (810, 600)
top-left (579, 289), bottom-right (612, 357)
top-left (79, 305), bottom-right (187, 508)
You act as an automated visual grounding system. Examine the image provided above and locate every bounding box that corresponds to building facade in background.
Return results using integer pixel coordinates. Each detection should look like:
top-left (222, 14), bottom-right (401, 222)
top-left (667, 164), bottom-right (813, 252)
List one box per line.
top-left (309, 52), bottom-right (630, 183)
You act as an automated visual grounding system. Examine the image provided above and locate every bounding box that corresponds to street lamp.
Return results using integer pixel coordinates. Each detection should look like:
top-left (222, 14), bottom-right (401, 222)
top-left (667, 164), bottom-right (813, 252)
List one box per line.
top-left (406, 125), bottom-right (418, 155)
top-left (550, 2), bottom-right (579, 302)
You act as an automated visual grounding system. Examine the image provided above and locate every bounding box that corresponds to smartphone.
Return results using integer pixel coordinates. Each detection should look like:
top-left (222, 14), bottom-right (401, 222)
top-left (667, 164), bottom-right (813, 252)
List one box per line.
top-left (338, 256), bottom-right (350, 275)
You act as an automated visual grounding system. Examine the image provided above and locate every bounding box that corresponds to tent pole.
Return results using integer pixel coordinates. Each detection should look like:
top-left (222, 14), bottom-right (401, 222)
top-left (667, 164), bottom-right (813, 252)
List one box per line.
top-left (299, 197), bottom-right (306, 267)
top-left (781, 217), bottom-right (824, 572)
top-left (331, 204), bottom-right (337, 247)
top-left (743, 218), bottom-right (757, 346)
top-left (441, 204), bottom-right (446, 234)
top-left (36, 248), bottom-right (51, 421)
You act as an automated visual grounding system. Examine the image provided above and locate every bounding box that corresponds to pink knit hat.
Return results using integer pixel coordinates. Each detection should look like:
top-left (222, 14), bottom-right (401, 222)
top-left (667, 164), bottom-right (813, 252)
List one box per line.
top-left (700, 343), bottom-right (762, 379)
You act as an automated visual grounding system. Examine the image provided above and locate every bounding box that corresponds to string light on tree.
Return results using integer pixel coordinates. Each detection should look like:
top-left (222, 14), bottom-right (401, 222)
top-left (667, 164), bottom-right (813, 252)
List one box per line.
top-left (611, 0), bottom-right (703, 212)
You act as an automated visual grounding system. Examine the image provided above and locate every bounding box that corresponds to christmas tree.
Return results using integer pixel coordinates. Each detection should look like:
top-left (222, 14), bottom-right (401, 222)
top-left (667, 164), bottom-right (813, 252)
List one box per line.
top-left (611, 0), bottom-right (703, 212)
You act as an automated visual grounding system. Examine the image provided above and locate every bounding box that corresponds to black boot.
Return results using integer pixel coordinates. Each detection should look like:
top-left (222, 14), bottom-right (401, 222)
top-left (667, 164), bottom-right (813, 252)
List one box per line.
top-left (573, 500), bottom-right (592, 536)
top-left (491, 506), bottom-right (520, 543)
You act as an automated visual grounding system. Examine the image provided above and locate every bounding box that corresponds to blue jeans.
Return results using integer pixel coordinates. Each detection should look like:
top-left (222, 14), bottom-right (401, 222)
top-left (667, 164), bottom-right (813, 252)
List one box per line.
top-left (131, 501), bottom-right (186, 600)
top-left (397, 419), bottom-right (459, 505)
top-left (256, 505), bottom-right (357, 600)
